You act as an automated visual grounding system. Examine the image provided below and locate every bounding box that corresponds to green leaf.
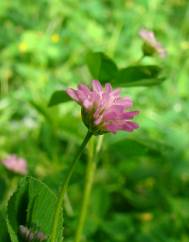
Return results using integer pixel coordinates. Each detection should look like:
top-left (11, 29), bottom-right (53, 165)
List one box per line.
top-left (0, 209), bottom-right (10, 242)
top-left (6, 222), bottom-right (18, 242)
top-left (86, 51), bottom-right (118, 82)
top-left (115, 65), bottom-right (165, 87)
top-left (86, 52), bottom-right (165, 87)
top-left (7, 176), bottom-right (63, 242)
top-left (48, 90), bottom-right (71, 107)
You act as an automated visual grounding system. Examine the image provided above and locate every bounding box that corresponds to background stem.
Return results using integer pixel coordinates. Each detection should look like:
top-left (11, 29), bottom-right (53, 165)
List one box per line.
top-left (74, 135), bottom-right (103, 242)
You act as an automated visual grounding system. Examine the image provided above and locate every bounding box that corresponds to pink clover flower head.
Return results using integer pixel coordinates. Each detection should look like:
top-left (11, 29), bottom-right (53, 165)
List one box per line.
top-left (139, 28), bottom-right (167, 58)
top-left (1, 155), bottom-right (28, 175)
top-left (66, 80), bottom-right (139, 135)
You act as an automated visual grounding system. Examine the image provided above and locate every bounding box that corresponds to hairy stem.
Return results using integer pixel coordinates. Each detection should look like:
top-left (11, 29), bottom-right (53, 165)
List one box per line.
top-left (50, 130), bottom-right (93, 242)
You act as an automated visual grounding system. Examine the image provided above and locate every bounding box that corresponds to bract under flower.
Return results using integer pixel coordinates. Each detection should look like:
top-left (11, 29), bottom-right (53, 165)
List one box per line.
top-left (66, 80), bottom-right (139, 135)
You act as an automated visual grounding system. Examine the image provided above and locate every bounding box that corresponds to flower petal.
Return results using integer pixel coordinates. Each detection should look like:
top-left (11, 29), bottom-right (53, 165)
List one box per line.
top-left (121, 111), bottom-right (140, 119)
top-left (92, 80), bottom-right (103, 93)
top-left (122, 121), bottom-right (139, 131)
top-left (105, 83), bottom-right (112, 93)
top-left (78, 84), bottom-right (90, 95)
top-left (105, 124), bottom-right (118, 133)
top-left (66, 88), bottom-right (79, 102)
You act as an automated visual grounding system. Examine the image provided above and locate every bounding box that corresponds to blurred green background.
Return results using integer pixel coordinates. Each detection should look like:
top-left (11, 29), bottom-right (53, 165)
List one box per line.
top-left (0, 0), bottom-right (189, 241)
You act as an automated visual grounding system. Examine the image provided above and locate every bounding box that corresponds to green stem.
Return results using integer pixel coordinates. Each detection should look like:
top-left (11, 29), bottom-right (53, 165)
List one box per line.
top-left (50, 130), bottom-right (93, 242)
top-left (74, 135), bottom-right (103, 242)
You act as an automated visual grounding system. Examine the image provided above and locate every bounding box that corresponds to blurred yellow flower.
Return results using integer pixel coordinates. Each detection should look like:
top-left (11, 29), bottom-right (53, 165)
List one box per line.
top-left (51, 34), bottom-right (60, 43)
top-left (18, 42), bottom-right (28, 53)
top-left (181, 41), bottom-right (189, 50)
top-left (139, 212), bottom-right (153, 222)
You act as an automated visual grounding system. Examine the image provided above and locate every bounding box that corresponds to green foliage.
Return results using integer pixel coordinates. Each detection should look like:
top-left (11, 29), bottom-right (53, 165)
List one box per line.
top-left (86, 51), bottom-right (164, 87)
top-left (86, 51), bottom-right (118, 82)
top-left (48, 90), bottom-right (71, 107)
top-left (115, 65), bottom-right (165, 87)
top-left (7, 177), bottom-right (63, 242)
top-left (0, 209), bottom-right (10, 241)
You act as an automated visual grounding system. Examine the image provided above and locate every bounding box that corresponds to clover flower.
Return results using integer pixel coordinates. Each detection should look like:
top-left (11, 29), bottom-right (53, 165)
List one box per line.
top-left (66, 80), bottom-right (139, 135)
top-left (1, 155), bottom-right (28, 175)
top-left (139, 28), bottom-right (167, 58)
